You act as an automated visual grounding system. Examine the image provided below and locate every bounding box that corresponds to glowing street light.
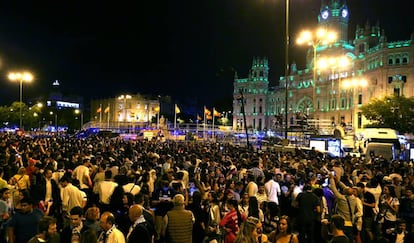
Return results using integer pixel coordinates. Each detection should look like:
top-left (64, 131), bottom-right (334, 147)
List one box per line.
top-left (297, 28), bottom-right (336, 113)
top-left (75, 109), bottom-right (84, 130)
top-left (8, 71), bottom-right (33, 129)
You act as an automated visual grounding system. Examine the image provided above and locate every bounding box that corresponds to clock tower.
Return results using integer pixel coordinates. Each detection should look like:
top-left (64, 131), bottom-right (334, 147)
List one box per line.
top-left (318, 0), bottom-right (349, 43)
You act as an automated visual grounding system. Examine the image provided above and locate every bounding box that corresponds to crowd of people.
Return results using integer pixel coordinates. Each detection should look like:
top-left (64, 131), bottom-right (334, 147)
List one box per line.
top-left (0, 131), bottom-right (413, 243)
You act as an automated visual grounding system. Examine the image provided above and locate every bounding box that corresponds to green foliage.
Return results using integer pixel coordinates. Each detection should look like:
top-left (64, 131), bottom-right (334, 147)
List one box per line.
top-left (360, 95), bottom-right (414, 133)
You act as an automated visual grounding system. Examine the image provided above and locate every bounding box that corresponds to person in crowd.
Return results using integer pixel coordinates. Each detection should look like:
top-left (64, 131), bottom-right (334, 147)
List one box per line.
top-left (28, 216), bottom-right (60, 243)
top-left (80, 228), bottom-right (98, 243)
top-left (295, 184), bottom-right (321, 243)
top-left (379, 184), bottom-right (400, 240)
top-left (162, 193), bottom-right (194, 243)
top-left (269, 215), bottom-right (298, 243)
top-left (239, 192), bottom-right (250, 217)
top-left (234, 216), bottom-right (260, 243)
top-left (96, 170), bottom-right (118, 212)
top-left (10, 167), bottom-right (30, 190)
top-left (33, 168), bottom-right (61, 217)
top-left (0, 188), bottom-right (10, 243)
top-left (399, 186), bottom-right (414, 233)
top-left (126, 204), bottom-right (152, 243)
top-left (72, 158), bottom-right (93, 196)
top-left (83, 206), bottom-right (102, 236)
top-left (186, 190), bottom-right (207, 243)
top-left (262, 201), bottom-right (279, 235)
top-left (220, 199), bottom-right (245, 243)
top-left (329, 172), bottom-right (361, 241)
top-left (264, 172), bottom-right (281, 207)
top-left (329, 214), bottom-right (350, 243)
top-left (98, 211), bottom-right (126, 243)
top-left (60, 206), bottom-right (90, 243)
top-left (356, 182), bottom-right (376, 242)
top-left (134, 192), bottom-right (156, 240)
top-left (7, 197), bottom-right (44, 243)
top-left (59, 176), bottom-right (87, 220)
top-left (247, 196), bottom-right (264, 222)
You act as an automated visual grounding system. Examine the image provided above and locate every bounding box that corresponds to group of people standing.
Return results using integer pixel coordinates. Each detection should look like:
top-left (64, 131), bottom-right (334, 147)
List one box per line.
top-left (0, 131), bottom-right (413, 243)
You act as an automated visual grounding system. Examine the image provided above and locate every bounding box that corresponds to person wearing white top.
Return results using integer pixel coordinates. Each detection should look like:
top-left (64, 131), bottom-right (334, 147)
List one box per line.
top-left (264, 173), bottom-right (281, 205)
top-left (98, 211), bottom-right (126, 243)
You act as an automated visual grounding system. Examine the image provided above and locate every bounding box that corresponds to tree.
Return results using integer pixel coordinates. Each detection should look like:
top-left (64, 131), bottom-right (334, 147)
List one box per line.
top-left (360, 95), bottom-right (414, 133)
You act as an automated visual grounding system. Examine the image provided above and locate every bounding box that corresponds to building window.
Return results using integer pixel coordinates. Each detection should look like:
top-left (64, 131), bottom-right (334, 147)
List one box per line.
top-left (396, 58), bottom-right (400, 64)
top-left (253, 107), bottom-right (256, 113)
top-left (388, 58), bottom-right (393, 65)
top-left (357, 112), bottom-right (362, 129)
top-left (358, 94), bottom-right (362, 105)
top-left (259, 106), bottom-right (262, 113)
top-left (394, 87), bottom-right (400, 96)
top-left (253, 119), bottom-right (256, 129)
top-left (258, 119), bottom-right (262, 130)
top-left (402, 57), bottom-right (408, 64)
top-left (358, 44), bottom-right (364, 53)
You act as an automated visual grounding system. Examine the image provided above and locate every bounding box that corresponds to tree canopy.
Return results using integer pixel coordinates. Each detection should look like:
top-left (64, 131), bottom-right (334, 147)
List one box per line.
top-left (360, 95), bottom-right (414, 134)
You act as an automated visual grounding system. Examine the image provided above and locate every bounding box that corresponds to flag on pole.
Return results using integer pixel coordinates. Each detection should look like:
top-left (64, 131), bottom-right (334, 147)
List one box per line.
top-left (197, 114), bottom-right (202, 121)
top-left (154, 106), bottom-right (160, 112)
top-left (204, 107), bottom-right (211, 116)
top-left (175, 104), bottom-right (181, 114)
top-left (97, 106), bottom-right (102, 113)
top-left (104, 106), bottom-right (110, 113)
top-left (213, 108), bottom-right (221, 117)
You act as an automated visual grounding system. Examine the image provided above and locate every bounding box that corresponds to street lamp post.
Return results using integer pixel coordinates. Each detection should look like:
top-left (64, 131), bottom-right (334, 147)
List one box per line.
top-left (297, 29), bottom-right (337, 114)
top-left (75, 109), bottom-right (83, 130)
top-left (50, 111), bottom-right (57, 132)
top-left (8, 72), bottom-right (33, 129)
top-left (284, 0), bottom-right (289, 141)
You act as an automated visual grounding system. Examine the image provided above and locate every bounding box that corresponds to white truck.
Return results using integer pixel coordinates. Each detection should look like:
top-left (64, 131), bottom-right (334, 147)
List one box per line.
top-left (356, 128), bottom-right (400, 161)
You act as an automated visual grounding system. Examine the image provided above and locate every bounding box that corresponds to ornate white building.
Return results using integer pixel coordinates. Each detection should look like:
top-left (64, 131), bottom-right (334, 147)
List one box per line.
top-left (233, 0), bottom-right (414, 136)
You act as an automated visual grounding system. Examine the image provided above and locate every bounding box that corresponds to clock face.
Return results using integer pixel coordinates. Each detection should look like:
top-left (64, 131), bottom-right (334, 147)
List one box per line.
top-left (321, 10), bottom-right (329, 19)
top-left (342, 9), bottom-right (348, 18)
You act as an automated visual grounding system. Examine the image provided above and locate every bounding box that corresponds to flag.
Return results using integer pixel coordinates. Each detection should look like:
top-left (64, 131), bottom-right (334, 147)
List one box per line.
top-left (104, 106), bottom-right (110, 113)
top-left (175, 104), bottom-right (181, 114)
top-left (204, 107), bottom-right (211, 115)
top-left (97, 107), bottom-right (101, 113)
top-left (197, 114), bottom-right (202, 120)
top-left (207, 114), bottom-right (212, 120)
top-left (213, 108), bottom-right (221, 117)
top-left (154, 106), bottom-right (160, 112)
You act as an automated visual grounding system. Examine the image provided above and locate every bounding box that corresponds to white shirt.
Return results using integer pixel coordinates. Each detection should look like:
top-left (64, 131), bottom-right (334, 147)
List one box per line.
top-left (265, 179), bottom-right (281, 205)
top-left (123, 183), bottom-right (141, 196)
top-left (99, 225), bottom-right (126, 243)
top-left (72, 165), bottom-right (90, 189)
top-left (97, 180), bottom-right (118, 204)
top-left (61, 183), bottom-right (87, 212)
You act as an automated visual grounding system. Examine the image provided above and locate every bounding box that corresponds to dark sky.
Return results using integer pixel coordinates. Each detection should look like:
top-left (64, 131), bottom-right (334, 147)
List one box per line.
top-left (0, 0), bottom-right (412, 107)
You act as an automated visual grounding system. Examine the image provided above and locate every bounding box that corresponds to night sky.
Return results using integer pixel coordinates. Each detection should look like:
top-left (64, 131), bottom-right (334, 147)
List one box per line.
top-left (0, 0), bottom-right (412, 108)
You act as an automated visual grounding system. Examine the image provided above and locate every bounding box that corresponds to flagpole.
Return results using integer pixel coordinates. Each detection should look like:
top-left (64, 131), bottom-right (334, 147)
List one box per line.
top-left (107, 104), bottom-right (110, 130)
top-left (99, 104), bottom-right (102, 129)
top-left (203, 106), bottom-right (206, 141)
top-left (174, 104), bottom-right (177, 130)
top-left (212, 107), bottom-right (215, 140)
top-left (196, 115), bottom-right (199, 137)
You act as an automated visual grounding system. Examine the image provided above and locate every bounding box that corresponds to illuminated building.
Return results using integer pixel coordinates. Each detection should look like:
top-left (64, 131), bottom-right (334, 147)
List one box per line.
top-left (233, 0), bottom-right (414, 136)
top-left (91, 94), bottom-right (160, 130)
